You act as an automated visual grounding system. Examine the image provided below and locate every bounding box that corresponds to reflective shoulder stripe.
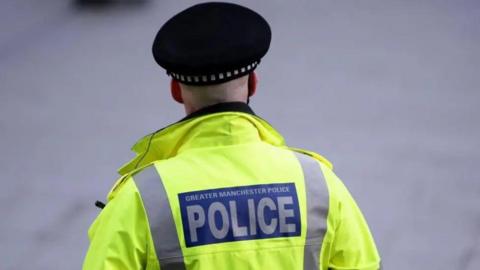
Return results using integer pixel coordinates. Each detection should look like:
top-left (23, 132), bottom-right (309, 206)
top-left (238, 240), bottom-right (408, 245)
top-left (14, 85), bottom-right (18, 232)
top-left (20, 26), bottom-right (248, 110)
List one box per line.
top-left (295, 152), bottom-right (329, 270)
top-left (133, 165), bottom-right (186, 270)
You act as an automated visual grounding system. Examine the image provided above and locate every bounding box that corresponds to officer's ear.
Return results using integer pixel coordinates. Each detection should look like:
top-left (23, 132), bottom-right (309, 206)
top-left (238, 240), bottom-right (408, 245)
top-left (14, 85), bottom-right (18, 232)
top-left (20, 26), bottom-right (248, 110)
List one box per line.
top-left (170, 79), bottom-right (184, 104)
top-left (248, 72), bottom-right (257, 97)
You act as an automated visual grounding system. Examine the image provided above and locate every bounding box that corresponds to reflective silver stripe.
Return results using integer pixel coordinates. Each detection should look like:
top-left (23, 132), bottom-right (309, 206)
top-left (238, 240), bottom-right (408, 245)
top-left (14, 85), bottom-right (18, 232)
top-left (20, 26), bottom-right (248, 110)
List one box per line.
top-left (133, 166), bottom-right (186, 270)
top-left (295, 153), bottom-right (329, 270)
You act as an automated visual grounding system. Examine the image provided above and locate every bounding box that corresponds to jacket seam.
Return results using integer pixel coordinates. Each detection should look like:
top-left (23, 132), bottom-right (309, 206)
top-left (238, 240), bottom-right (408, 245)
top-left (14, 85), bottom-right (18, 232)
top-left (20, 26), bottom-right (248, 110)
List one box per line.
top-left (157, 242), bottom-right (323, 260)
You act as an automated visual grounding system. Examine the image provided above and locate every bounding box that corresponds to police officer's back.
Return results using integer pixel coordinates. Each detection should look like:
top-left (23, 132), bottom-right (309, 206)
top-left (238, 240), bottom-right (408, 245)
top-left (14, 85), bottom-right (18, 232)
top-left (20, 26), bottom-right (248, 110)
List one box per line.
top-left (83, 3), bottom-right (381, 270)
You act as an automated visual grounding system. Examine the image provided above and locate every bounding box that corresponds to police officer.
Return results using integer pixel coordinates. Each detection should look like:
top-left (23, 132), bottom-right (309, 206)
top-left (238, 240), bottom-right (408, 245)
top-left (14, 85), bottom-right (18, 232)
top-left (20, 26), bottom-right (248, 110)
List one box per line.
top-left (83, 2), bottom-right (381, 270)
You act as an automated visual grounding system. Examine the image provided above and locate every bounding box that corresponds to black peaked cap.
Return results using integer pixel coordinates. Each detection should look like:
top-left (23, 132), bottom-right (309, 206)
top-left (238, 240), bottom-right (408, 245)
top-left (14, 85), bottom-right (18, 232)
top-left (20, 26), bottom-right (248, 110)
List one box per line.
top-left (152, 2), bottom-right (271, 85)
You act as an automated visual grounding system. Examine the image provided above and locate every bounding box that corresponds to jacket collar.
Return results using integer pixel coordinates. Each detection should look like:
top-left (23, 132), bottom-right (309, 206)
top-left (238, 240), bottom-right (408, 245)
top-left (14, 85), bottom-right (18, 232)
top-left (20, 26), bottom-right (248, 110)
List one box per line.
top-left (117, 102), bottom-right (285, 175)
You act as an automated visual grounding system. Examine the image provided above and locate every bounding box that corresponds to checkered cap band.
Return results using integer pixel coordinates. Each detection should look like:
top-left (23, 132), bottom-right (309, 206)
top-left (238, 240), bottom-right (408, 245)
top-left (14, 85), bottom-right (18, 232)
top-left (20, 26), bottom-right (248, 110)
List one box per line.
top-left (168, 61), bottom-right (259, 85)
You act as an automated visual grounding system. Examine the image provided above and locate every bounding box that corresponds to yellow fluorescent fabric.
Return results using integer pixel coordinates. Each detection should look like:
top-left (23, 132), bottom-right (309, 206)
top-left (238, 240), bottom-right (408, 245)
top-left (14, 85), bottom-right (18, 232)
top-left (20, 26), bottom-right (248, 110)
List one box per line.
top-left (319, 163), bottom-right (381, 270)
top-left (83, 179), bottom-right (157, 270)
top-left (117, 113), bottom-right (287, 176)
top-left (83, 112), bottom-right (380, 270)
top-left (154, 142), bottom-right (308, 268)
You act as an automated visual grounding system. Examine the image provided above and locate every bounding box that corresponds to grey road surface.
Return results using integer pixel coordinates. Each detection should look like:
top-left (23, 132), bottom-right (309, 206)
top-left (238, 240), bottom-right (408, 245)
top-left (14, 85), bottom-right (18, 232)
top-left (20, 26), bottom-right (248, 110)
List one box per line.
top-left (1, 0), bottom-right (479, 269)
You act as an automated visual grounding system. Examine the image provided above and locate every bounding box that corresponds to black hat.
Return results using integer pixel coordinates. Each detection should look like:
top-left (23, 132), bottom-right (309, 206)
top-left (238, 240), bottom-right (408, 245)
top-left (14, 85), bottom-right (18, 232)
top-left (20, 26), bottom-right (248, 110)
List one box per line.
top-left (152, 2), bottom-right (271, 85)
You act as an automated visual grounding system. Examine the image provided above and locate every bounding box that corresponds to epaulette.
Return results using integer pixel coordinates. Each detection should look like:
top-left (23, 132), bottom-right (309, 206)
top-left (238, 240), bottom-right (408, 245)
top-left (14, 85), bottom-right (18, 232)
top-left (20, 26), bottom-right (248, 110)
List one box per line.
top-left (107, 162), bottom-right (157, 202)
top-left (288, 147), bottom-right (333, 170)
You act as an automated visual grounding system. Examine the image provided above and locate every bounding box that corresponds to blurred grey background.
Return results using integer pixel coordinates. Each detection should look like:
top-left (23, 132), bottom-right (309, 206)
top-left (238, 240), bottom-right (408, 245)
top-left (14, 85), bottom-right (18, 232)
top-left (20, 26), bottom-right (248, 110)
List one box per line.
top-left (1, 0), bottom-right (479, 269)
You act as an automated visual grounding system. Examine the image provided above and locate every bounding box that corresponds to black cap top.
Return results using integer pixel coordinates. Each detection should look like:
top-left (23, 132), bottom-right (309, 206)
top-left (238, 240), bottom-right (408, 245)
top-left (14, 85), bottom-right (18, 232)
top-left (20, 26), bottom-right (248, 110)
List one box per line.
top-left (152, 2), bottom-right (271, 85)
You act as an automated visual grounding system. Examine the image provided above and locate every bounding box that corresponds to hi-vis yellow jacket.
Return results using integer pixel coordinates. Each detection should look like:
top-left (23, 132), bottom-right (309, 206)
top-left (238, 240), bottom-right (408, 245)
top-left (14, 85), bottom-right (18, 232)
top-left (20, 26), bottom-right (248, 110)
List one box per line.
top-left (83, 103), bottom-right (381, 270)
